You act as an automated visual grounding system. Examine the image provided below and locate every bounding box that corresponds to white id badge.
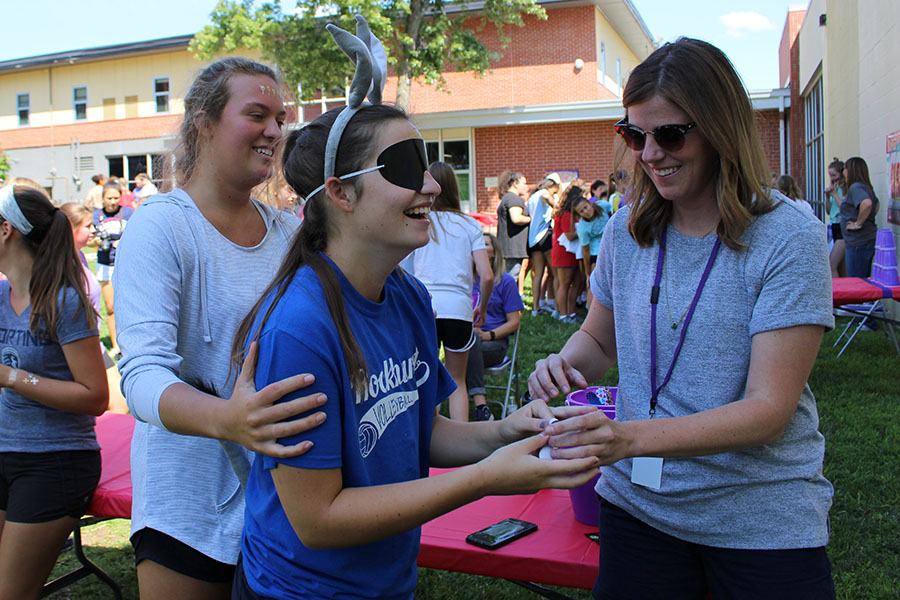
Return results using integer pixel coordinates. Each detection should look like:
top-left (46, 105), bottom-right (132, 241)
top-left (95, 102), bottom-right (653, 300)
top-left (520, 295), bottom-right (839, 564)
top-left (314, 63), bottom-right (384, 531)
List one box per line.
top-left (631, 457), bottom-right (663, 490)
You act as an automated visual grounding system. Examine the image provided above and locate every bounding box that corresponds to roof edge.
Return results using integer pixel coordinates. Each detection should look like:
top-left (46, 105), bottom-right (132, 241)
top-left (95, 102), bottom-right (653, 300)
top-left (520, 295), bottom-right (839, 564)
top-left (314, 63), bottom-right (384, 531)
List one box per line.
top-left (0, 35), bottom-right (195, 73)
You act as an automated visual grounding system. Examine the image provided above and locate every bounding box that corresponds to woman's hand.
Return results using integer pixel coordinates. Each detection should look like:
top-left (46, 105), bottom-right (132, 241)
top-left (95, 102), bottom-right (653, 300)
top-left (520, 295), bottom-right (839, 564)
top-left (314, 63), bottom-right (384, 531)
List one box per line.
top-left (529, 353), bottom-right (589, 401)
top-left (223, 341), bottom-right (327, 458)
top-left (540, 410), bottom-right (632, 466)
top-left (476, 434), bottom-right (600, 495)
top-left (496, 399), bottom-right (597, 443)
top-left (846, 221), bottom-right (861, 230)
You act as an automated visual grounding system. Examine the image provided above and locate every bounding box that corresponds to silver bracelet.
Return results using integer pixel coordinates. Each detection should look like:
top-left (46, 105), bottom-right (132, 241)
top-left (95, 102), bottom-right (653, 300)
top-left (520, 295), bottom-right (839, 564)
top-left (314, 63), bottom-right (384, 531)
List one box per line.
top-left (6, 367), bottom-right (17, 388)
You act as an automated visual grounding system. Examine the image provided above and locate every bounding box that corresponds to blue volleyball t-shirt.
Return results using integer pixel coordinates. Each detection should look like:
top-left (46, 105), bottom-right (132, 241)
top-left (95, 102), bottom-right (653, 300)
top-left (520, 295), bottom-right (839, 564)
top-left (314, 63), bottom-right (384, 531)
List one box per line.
top-left (242, 256), bottom-right (455, 600)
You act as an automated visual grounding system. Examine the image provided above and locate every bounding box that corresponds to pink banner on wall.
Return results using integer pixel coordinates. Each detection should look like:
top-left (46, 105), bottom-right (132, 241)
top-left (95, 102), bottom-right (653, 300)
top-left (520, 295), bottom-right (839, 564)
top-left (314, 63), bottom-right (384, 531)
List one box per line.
top-left (887, 130), bottom-right (900, 224)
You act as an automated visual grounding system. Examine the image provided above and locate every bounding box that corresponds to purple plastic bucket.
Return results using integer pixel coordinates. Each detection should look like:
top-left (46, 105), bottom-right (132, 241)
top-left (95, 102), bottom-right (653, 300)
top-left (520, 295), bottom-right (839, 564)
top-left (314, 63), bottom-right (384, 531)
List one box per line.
top-left (569, 472), bottom-right (601, 526)
top-left (564, 387), bottom-right (616, 526)
top-left (565, 386), bottom-right (616, 419)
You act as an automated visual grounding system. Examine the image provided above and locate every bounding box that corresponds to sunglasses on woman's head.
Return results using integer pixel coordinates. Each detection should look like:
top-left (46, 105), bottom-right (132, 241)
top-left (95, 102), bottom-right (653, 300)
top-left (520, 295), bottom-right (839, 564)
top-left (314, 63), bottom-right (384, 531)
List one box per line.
top-left (614, 118), bottom-right (697, 152)
top-left (335, 138), bottom-right (429, 192)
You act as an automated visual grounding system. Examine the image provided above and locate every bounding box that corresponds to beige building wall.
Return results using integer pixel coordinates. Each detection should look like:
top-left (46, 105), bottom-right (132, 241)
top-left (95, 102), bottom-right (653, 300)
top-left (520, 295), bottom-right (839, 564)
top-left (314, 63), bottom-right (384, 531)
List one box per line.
top-left (0, 68), bottom-right (53, 129)
top-left (798, 0), bottom-right (826, 91)
top-left (813, 0), bottom-right (900, 218)
top-left (820, 0), bottom-right (860, 185)
top-left (797, 0), bottom-right (900, 220)
top-left (594, 8), bottom-right (642, 96)
top-left (854, 0), bottom-right (900, 209)
top-left (0, 49), bottom-right (195, 130)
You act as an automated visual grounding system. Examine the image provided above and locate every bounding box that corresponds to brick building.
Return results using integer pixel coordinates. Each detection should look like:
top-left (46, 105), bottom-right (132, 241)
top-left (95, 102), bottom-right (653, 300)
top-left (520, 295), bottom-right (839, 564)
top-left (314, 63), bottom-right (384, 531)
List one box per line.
top-left (1, 0), bottom-right (790, 211)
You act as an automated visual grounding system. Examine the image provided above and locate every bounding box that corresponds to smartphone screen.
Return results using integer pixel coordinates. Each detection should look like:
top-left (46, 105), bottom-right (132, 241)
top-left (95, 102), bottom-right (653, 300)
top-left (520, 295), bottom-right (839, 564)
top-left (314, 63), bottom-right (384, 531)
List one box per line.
top-left (465, 518), bottom-right (538, 550)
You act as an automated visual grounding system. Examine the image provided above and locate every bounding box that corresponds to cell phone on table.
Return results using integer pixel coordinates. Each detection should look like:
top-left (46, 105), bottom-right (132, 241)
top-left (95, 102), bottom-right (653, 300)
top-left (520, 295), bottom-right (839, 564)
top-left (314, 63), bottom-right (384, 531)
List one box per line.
top-left (465, 518), bottom-right (538, 550)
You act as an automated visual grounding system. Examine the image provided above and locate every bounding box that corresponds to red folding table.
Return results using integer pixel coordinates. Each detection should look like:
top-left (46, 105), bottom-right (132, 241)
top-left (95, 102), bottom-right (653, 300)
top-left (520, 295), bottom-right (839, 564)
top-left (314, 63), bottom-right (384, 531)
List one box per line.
top-left (42, 412), bottom-right (134, 599)
top-left (831, 277), bottom-right (900, 357)
top-left (44, 416), bottom-right (600, 599)
top-left (420, 468), bottom-right (599, 596)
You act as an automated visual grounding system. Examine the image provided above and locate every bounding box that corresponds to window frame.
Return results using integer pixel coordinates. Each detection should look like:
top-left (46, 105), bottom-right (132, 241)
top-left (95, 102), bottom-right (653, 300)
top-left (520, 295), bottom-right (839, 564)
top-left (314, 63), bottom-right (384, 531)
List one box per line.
top-left (16, 92), bottom-right (30, 127)
top-left (154, 76), bottom-right (170, 114)
top-left (423, 130), bottom-right (474, 212)
top-left (73, 85), bottom-right (88, 121)
top-left (803, 75), bottom-right (825, 222)
top-left (600, 41), bottom-right (606, 85)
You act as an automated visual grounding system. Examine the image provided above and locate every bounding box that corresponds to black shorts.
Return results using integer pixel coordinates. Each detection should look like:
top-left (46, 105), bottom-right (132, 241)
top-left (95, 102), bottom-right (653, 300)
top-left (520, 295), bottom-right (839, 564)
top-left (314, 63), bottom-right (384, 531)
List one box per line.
top-left (0, 449), bottom-right (100, 523)
top-left (593, 498), bottom-right (835, 599)
top-left (232, 555), bottom-right (272, 599)
top-left (435, 318), bottom-right (475, 352)
top-left (527, 235), bottom-right (552, 255)
top-left (132, 527), bottom-right (236, 583)
top-left (831, 223), bottom-right (843, 241)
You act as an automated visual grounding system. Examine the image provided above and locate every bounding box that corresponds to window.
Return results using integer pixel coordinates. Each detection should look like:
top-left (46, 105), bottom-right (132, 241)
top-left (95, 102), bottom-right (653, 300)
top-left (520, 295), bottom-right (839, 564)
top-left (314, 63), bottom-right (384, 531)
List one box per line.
top-left (298, 88), bottom-right (347, 124)
top-left (73, 86), bottom-right (87, 120)
top-left (154, 77), bottom-right (170, 113)
top-left (107, 153), bottom-right (163, 189)
top-left (600, 42), bottom-right (606, 84)
top-left (804, 76), bottom-right (825, 221)
top-left (616, 59), bottom-right (622, 96)
top-left (17, 93), bottom-right (29, 126)
top-left (424, 133), bottom-right (473, 211)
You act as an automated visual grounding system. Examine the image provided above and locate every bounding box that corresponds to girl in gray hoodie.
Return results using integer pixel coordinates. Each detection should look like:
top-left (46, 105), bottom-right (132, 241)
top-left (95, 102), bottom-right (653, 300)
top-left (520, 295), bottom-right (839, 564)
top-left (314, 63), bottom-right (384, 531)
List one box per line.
top-left (113, 58), bottom-right (325, 599)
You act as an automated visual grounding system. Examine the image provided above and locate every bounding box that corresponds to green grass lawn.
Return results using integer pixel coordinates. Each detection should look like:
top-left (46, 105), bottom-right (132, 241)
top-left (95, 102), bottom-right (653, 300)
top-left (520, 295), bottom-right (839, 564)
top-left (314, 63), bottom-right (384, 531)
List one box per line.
top-left (46, 279), bottom-right (899, 599)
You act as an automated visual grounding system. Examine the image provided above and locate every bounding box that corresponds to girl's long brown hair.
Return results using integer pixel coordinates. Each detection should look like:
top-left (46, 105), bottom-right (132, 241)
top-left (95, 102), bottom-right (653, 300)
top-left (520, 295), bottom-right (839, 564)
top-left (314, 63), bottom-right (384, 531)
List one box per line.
top-left (7, 186), bottom-right (96, 340)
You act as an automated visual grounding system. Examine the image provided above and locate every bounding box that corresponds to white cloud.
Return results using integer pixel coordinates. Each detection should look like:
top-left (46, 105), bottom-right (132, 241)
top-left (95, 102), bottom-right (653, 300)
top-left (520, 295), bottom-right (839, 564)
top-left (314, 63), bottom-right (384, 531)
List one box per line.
top-left (720, 11), bottom-right (777, 38)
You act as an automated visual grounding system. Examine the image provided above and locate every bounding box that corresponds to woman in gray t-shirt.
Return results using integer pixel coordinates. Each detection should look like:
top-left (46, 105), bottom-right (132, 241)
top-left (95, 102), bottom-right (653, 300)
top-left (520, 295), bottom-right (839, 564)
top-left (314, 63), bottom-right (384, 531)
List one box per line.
top-left (840, 156), bottom-right (879, 278)
top-left (0, 183), bottom-right (108, 598)
top-left (529, 38), bottom-right (835, 598)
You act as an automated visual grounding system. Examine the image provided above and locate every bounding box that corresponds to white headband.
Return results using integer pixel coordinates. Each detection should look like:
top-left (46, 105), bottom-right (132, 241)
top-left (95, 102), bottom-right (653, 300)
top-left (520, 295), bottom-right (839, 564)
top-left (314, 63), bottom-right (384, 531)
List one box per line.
top-left (0, 185), bottom-right (33, 235)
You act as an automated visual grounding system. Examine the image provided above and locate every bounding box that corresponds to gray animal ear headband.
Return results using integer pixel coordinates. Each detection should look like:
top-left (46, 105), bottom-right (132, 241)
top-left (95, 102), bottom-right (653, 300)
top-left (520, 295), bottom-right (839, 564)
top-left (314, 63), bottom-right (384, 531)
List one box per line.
top-left (0, 185), bottom-right (33, 235)
top-left (304, 15), bottom-right (389, 201)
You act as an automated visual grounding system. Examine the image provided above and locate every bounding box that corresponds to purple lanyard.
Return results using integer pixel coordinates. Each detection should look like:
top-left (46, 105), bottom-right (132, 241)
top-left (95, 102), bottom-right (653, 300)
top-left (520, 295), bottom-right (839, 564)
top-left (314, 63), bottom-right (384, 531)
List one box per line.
top-left (648, 228), bottom-right (721, 417)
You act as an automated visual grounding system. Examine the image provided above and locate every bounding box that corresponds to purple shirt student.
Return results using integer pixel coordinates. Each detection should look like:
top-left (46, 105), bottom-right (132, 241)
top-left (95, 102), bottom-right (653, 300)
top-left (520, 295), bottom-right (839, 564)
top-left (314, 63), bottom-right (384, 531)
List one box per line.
top-left (473, 272), bottom-right (525, 331)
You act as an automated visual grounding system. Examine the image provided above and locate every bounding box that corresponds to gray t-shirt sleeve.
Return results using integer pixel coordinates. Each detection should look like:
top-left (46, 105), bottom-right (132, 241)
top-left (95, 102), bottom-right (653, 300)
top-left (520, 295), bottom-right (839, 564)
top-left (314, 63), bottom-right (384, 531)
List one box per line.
top-left (57, 287), bottom-right (100, 345)
top-left (746, 213), bottom-right (834, 336)
top-left (113, 208), bottom-right (186, 430)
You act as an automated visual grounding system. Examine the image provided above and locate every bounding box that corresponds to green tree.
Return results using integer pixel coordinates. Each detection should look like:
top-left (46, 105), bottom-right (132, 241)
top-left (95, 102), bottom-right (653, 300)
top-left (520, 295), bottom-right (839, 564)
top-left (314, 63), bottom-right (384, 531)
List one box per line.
top-left (191, 0), bottom-right (546, 110)
top-left (0, 149), bottom-right (10, 184)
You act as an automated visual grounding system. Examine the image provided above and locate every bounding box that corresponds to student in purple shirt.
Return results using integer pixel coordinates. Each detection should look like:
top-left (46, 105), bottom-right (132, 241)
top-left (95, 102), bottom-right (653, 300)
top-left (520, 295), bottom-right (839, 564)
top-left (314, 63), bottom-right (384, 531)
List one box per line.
top-left (467, 233), bottom-right (525, 421)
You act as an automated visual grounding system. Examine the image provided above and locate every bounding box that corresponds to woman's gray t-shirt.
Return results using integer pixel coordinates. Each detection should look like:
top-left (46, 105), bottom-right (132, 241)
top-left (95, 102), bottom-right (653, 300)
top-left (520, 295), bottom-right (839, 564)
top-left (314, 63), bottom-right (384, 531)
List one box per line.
top-left (590, 198), bottom-right (834, 550)
top-left (0, 284), bottom-right (99, 452)
top-left (840, 182), bottom-right (878, 248)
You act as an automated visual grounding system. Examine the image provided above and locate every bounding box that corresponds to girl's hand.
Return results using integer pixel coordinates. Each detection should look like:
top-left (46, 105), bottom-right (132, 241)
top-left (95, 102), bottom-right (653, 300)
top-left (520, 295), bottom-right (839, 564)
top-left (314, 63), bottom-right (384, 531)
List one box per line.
top-left (474, 305), bottom-right (487, 328)
top-left (541, 410), bottom-right (632, 466)
top-left (476, 434), bottom-right (600, 495)
top-left (846, 221), bottom-right (861, 230)
top-left (224, 341), bottom-right (327, 459)
top-left (496, 399), bottom-right (598, 443)
top-left (528, 353), bottom-right (589, 401)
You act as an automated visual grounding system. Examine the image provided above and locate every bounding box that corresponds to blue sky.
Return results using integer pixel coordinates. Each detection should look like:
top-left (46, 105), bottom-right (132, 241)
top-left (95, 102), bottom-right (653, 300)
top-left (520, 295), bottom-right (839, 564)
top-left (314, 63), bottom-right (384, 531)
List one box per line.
top-left (5, 0), bottom-right (803, 91)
